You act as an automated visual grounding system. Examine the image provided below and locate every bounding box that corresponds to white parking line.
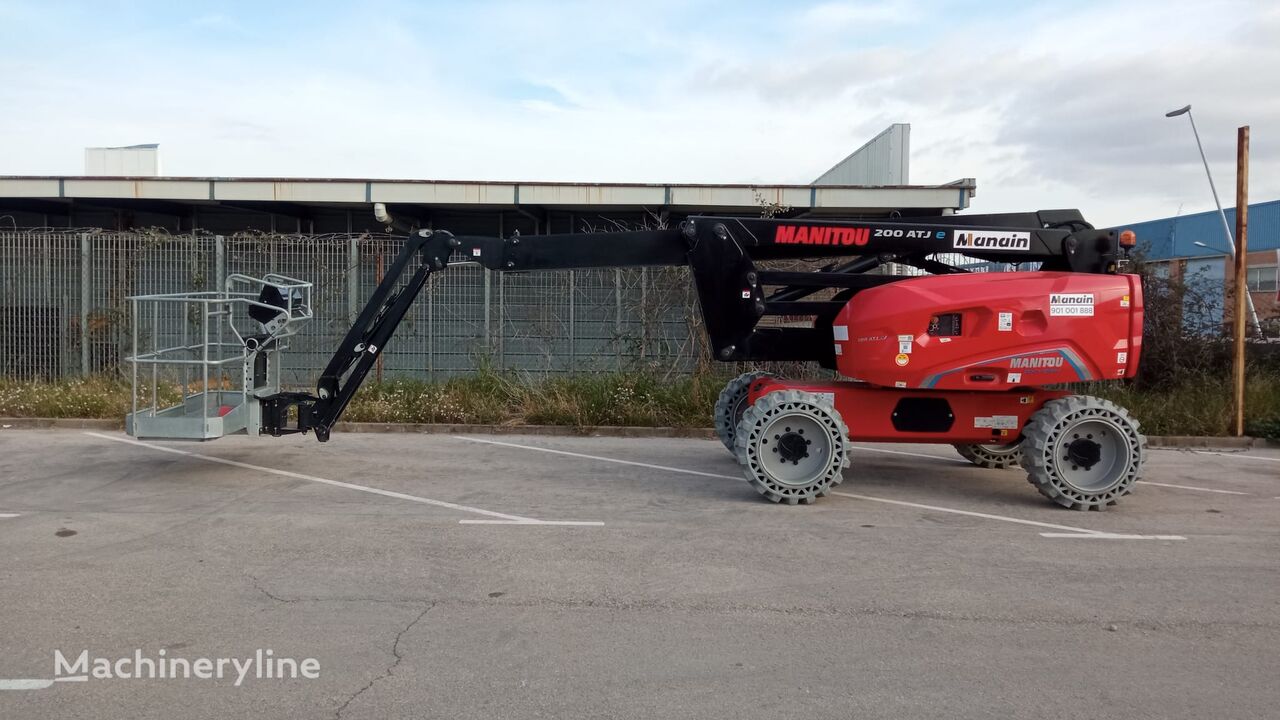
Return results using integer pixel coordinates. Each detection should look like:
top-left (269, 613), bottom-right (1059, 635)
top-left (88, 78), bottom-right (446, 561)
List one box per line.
top-left (456, 436), bottom-right (1179, 540)
top-left (1190, 450), bottom-right (1280, 464)
top-left (84, 432), bottom-right (602, 527)
top-left (827, 491), bottom-right (1115, 536)
top-left (1136, 481), bottom-right (1250, 495)
top-left (0, 513), bottom-right (19, 518)
top-left (455, 436), bottom-right (742, 480)
top-left (0, 679), bottom-right (54, 690)
top-left (1038, 533), bottom-right (1187, 540)
top-left (459, 519), bottom-right (606, 526)
top-left (856, 445), bottom-right (1248, 498)
top-left (0, 676), bottom-right (85, 690)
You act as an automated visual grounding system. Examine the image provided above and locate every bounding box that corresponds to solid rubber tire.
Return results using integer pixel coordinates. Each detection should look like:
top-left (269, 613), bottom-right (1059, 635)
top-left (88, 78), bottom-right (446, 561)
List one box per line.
top-left (714, 371), bottom-right (777, 453)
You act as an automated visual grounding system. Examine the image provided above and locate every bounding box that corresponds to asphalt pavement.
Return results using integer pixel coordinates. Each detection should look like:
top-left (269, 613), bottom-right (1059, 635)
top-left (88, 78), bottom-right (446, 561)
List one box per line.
top-left (1, 428), bottom-right (1277, 719)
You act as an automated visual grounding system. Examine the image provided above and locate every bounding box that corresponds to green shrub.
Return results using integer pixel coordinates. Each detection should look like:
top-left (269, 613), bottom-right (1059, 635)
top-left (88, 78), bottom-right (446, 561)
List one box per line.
top-left (3, 370), bottom-right (1277, 437)
top-left (1245, 415), bottom-right (1280, 440)
top-left (0, 376), bottom-right (182, 419)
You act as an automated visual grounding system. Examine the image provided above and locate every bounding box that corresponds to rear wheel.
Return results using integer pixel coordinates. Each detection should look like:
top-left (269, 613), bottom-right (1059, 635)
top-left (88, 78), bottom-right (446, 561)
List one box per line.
top-left (734, 390), bottom-right (850, 505)
top-left (954, 442), bottom-right (1021, 469)
top-left (714, 371), bottom-right (777, 453)
top-left (1021, 396), bottom-right (1145, 510)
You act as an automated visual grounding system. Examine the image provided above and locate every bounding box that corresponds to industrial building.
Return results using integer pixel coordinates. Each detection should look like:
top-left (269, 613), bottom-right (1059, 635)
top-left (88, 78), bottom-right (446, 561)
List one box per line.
top-left (1112, 200), bottom-right (1280, 328)
top-left (0, 124), bottom-right (970, 236)
top-left (1, 126), bottom-right (983, 382)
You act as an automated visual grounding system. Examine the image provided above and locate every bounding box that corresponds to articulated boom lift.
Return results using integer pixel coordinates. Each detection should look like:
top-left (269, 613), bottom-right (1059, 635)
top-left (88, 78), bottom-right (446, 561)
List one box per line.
top-left (127, 205), bottom-right (1145, 510)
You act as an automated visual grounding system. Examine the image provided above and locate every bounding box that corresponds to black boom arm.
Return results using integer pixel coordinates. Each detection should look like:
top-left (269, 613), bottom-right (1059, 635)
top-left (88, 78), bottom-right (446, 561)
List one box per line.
top-left (261, 208), bottom-right (1123, 440)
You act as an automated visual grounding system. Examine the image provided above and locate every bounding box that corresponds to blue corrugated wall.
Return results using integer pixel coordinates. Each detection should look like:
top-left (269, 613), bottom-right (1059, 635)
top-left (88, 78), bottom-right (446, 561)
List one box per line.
top-left (1109, 199), bottom-right (1280, 260)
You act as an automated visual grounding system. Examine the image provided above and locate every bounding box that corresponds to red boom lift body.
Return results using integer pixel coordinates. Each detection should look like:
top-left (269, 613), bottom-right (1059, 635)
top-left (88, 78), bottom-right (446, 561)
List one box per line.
top-left (747, 271), bottom-right (1142, 444)
top-left (134, 206), bottom-right (1150, 511)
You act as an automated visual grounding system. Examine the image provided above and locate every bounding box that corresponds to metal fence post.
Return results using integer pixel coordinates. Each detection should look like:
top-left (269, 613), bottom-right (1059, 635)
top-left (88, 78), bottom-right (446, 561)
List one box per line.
top-left (214, 235), bottom-right (225, 290)
top-left (40, 234), bottom-right (52, 307)
top-left (566, 216), bottom-right (575, 372)
top-left (428, 277), bottom-right (435, 379)
top-left (496, 214), bottom-right (505, 371)
top-left (80, 233), bottom-right (90, 376)
top-left (498, 273), bottom-right (505, 371)
top-left (568, 270), bottom-right (576, 371)
top-left (347, 237), bottom-right (359, 323)
top-left (614, 269), bottom-right (622, 369)
top-left (483, 269), bottom-right (491, 353)
top-left (640, 267), bottom-right (648, 361)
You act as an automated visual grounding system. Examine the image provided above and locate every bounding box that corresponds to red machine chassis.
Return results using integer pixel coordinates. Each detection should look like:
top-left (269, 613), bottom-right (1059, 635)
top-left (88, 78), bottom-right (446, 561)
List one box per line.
top-left (747, 377), bottom-right (1071, 444)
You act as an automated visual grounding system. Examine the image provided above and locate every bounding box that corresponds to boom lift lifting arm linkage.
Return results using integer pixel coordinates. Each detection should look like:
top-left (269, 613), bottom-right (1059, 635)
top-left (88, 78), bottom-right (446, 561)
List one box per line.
top-left (260, 206), bottom-right (1126, 442)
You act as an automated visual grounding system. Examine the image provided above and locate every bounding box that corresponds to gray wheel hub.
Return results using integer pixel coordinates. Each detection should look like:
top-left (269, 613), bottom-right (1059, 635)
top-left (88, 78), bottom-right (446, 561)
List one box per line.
top-left (759, 415), bottom-right (828, 484)
top-left (775, 431), bottom-right (810, 463)
top-left (1054, 419), bottom-right (1131, 492)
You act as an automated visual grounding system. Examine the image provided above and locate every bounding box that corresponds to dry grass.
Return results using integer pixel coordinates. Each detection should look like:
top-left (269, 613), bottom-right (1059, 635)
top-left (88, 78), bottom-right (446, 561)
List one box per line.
top-left (1084, 372), bottom-right (1280, 438)
top-left (0, 376), bottom-right (182, 419)
top-left (340, 371), bottom-right (727, 427)
top-left (2, 371), bottom-right (1278, 438)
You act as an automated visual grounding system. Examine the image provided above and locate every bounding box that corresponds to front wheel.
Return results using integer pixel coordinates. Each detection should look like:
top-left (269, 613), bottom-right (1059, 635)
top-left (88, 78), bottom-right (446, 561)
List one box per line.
top-left (1020, 396), bottom-right (1146, 511)
top-left (734, 390), bottom-right (850, 505)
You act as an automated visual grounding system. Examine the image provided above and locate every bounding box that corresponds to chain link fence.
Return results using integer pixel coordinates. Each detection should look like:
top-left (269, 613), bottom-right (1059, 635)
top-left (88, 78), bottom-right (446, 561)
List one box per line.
top-left (0, 230), bottom-right (703, 386)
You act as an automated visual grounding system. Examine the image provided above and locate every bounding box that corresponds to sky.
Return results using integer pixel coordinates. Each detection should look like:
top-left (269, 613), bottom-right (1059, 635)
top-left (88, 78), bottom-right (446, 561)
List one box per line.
top-left (0, 0), bottom-right (1276, 226)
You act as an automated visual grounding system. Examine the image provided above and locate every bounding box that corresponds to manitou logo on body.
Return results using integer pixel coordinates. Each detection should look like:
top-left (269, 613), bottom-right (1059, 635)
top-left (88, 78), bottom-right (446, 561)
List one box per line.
top-left (1048, 293), bottom-right (1095, 317)
top-left (0, 649), bottom-right (321, 690)
top-left (774, 225), bottom-right (870, 247)
top-left (952, 230), bottom-right (1031, 252)
top-left (1009, 356), bottom-right (1064, 369)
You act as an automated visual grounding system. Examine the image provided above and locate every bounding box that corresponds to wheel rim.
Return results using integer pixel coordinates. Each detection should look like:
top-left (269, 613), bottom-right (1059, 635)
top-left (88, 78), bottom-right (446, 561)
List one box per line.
top-left (1051, 418), bottom-right (1131, 493)
top-left (977, 442), bottom-right (1018, 454)
top-left (757, 413), bottom-right (832, 486)
top-left (731, 391), bottom-right (751, 428)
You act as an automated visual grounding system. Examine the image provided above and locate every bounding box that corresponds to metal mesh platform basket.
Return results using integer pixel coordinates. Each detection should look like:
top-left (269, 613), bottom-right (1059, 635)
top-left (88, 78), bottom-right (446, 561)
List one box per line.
top-left (125, 273), bottom-right (313, 440)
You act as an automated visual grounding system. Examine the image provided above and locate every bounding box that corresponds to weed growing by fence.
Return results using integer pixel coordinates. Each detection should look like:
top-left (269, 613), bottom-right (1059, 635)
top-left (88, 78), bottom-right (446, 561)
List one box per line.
top-left (4, 370), bottom-right (1278, 438)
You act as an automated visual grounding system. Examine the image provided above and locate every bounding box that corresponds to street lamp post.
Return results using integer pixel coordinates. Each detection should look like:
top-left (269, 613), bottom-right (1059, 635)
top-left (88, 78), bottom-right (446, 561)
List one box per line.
top-left (1165, 105), bottom-right (1263, 337)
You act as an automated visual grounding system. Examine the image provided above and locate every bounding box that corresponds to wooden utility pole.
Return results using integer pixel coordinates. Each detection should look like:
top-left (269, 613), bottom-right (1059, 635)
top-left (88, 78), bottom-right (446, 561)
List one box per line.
top-left (1233, 126), bottom-right (1249, 437)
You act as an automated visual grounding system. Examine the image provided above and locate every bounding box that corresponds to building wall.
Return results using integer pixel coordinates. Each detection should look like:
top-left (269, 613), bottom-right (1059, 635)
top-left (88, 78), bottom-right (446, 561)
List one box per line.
top-left (1148, 249), bottom-right (1280, 331)
top-left (1115, 200), bottom-right (1279, 332)
top-left (1118, 199), bottom-right (1280, 261)
top-left (812, 124), bottom-right (910, 186)
top-left (1237, 249), bottom-right (1279, 321)
top-left (84, 146), bottom-right (161, 177)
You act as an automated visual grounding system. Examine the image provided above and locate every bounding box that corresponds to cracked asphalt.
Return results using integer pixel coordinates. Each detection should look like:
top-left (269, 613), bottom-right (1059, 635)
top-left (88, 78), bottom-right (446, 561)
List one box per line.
top-left (1, 429), bottom-right (1278, 719)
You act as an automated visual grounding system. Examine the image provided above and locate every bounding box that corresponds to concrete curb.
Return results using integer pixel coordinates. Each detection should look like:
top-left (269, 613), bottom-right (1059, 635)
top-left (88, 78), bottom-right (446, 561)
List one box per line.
top-left (0, 417), bottom-right (1273, 448)
top-left (0, 416), bottom-right (719, 439)
top-left (1144, 435), bottom-right (1268, 449)
top-left (0, 417), bottom-right (123, 430)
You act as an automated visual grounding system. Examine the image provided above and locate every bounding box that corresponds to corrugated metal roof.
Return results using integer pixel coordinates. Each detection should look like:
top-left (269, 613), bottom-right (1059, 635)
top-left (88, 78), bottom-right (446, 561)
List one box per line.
top-left (0, 175), bottom-right (977, 213)
top-left (812, 124), bottom-right (911, 186)
top-left (1109, 199), bottom-right (1280, 260)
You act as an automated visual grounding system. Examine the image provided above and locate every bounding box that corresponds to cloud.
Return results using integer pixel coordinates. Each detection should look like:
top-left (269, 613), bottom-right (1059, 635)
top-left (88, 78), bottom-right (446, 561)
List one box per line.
top-left (795, 0), bottom-right (920, 32)
top-left (0, 0), bottom-right (1275, 225)
top-left (672, 0), bottom-right (1280, 223)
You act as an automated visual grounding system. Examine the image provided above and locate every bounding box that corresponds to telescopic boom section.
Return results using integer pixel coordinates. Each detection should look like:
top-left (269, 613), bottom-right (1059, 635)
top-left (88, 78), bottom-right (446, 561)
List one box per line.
top-left (261, 208), bottom-right (1123, 440)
